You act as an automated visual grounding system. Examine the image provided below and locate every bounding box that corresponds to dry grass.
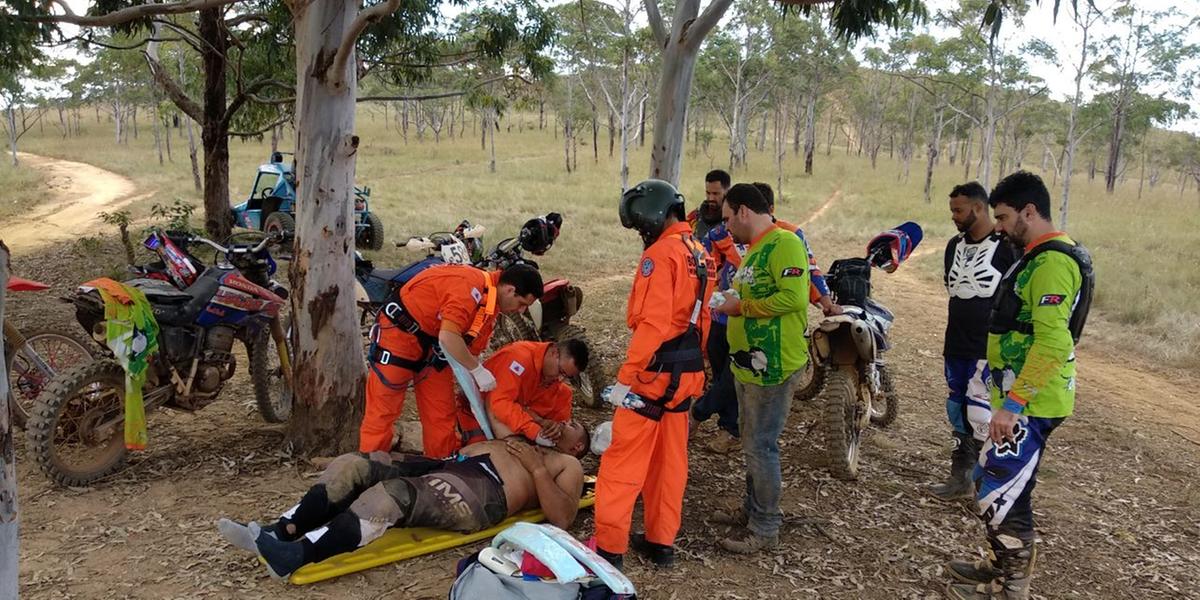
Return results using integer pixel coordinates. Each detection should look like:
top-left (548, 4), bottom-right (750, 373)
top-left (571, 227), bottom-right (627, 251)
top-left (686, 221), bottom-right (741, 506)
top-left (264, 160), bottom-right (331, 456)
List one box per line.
top-left (10, 108), bottom-right (1197, 365)
top-left (0, 157), bottom-right (47, 221)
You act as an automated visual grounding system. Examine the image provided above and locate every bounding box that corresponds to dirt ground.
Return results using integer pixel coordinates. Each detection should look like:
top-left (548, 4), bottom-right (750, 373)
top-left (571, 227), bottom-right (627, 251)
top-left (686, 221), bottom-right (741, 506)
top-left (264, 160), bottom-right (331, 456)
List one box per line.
top-left (6, 156), bottom-right (1199, 599)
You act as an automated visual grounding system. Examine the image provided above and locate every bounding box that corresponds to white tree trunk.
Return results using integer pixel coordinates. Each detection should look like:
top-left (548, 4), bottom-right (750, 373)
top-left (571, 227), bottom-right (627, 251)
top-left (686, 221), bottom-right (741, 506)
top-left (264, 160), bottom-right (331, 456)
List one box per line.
top-left (646, 0), bottom-right (733, 185)
top-left (178, 51), bottom-right (203, 193)
top-left (0, 241), bottom-right (17, 600)
top-left (287, 0), bottom-right (365, 452)
top-left (803, 93), bottom-right (817, 175)
top-left (6, 106), bottom-right (17, 167)
top-left (488, 107), bottom-right (497, 173)
top-left (924, 107), bottom-right (944, 204)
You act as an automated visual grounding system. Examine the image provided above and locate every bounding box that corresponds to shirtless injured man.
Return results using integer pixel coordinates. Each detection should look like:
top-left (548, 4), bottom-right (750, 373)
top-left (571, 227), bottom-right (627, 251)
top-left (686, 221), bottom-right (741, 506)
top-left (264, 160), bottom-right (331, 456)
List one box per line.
top-left (216, 424), bottom-right (589, 579)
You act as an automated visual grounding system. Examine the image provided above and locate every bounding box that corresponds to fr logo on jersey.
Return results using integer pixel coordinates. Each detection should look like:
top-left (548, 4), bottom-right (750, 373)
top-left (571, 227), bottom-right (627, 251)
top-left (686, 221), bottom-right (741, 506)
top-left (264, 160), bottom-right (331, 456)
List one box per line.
top-left (781, 266), bottom-right (804, 278)
top-left (509, 360), bottom-right (526, 376)
top-left (1039, 294), bottom-right (1065, 306)
top-left (994, 421), bottom-right (1028, 458)
top-left (641, 258), bottom-right (654, 277)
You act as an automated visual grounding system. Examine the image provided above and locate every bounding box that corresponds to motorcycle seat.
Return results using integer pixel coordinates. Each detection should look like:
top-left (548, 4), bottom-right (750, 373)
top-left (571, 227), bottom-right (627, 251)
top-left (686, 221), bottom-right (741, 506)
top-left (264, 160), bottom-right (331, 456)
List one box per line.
top-left (369, 268), bottom-right (406, 282)
top-left (127, 278), bottom-right (192, 304)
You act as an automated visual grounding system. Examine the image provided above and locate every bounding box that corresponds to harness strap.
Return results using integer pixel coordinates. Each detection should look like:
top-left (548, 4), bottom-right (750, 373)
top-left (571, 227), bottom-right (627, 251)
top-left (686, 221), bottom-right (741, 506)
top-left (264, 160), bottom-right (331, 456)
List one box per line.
top-left (642, 234), bottom-right (709, 412)
top-left (631, 397), bottom-right (693, 422)
top-left (373, 273), bottom-right (496, 377)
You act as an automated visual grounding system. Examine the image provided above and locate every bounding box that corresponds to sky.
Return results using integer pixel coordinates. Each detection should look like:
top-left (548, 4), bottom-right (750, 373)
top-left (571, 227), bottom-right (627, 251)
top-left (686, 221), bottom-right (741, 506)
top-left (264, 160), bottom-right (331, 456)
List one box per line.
top-left (907, 0), bottom-right (1200, 134)
top-left (44, 0), bottom-right (1200, 134)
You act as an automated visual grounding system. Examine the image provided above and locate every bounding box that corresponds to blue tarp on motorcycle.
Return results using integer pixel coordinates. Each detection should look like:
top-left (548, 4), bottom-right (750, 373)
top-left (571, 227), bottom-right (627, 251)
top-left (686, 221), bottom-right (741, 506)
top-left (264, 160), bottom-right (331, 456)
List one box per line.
top-left (867, 221), bottom-right (924, 271)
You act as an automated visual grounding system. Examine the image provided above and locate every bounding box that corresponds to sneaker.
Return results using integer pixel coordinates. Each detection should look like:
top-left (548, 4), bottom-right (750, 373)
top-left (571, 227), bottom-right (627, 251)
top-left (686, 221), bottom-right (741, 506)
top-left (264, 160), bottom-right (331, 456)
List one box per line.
top-left (255, 530), bottom-right (307, 580)
top-left (718, 528), bottom-right (778, 554)
top-left (709, 498), bottom-right (749, 527)
top-left (630, 533), bottom-right (675, 569)
top-left (705, 430), bottom-right (741, 454)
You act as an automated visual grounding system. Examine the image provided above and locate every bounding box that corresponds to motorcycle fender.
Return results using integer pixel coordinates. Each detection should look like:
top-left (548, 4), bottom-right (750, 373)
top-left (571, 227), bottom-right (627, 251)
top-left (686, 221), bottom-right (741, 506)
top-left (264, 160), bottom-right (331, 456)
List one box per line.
top-left (815, 326), bottom-right (860, 367)
top-left (527, 299), bottom-right (543, 332)
top-left (850, 319), bottom-right (876, 362)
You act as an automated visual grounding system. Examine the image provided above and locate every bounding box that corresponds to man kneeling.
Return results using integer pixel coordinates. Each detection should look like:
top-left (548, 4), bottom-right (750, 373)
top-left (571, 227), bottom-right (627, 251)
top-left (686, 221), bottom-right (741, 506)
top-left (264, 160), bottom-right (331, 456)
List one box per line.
top-left (217, 425), bottom-right (589, 579)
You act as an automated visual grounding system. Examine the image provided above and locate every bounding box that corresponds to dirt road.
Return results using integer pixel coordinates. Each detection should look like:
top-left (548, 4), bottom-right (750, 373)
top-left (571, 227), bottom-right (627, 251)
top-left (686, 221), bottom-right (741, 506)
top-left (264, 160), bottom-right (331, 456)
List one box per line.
top-left (1, 153), bottom-right (140, 252)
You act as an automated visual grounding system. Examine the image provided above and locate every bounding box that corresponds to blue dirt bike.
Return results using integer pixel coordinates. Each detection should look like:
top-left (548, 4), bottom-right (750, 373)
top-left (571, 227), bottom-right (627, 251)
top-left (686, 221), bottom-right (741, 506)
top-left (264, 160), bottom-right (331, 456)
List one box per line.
top-left (27, 231), bottom-right (293, 487)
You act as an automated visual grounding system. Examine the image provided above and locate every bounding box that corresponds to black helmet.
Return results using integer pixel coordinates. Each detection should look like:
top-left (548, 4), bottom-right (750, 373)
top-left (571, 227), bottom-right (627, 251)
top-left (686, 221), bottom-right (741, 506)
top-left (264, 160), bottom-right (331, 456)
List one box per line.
top-left (620, 179), bottom-right (685, 247)
top-left (519, 212), bottom-right (562, 256)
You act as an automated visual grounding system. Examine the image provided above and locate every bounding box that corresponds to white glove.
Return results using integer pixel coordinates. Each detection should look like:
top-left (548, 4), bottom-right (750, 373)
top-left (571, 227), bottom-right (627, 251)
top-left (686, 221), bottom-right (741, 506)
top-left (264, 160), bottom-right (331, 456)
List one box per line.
top-left (533, 432), bottom-right (555, 447)
top-left (470, 364), bottom-right (497, 392)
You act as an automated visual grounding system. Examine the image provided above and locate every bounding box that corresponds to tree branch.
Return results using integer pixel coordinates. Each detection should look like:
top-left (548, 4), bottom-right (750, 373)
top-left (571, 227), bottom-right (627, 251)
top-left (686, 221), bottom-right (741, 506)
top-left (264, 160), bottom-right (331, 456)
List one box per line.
top-left (687, 0), bottom-right (734, 49)
top-left (356, 74), bottom-right (531, 103)
top-left (143, 52), bottom-right (203, 122)
top-left (57, 34), bottom-right (181, 51)
top-left (329, 0), bottom-right (402, 90)
top-left (225, 13), bottom-right (269, 27)
top-left (229, 113), bottom-right (293, 138)
top-left (643, 0), bottom-right (667, 47)
top-left (28, 0), bottom-right (243, 26)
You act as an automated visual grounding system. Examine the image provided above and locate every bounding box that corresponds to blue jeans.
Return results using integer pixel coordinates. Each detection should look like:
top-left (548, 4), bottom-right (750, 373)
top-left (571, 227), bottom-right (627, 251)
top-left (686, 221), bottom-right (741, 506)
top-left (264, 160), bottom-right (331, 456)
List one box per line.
top-left (692, 321), bottom-right (739, 437)
top-left (735, 369), bottom-right (803, 538)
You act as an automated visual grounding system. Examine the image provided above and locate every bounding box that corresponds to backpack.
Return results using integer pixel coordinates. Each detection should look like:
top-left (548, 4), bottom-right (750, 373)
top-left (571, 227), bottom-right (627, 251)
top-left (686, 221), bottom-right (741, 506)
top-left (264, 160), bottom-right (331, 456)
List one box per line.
top-left (448, 523), bottom-right (635, 600)
top-left (988, 240), bottom-right (1095, 343)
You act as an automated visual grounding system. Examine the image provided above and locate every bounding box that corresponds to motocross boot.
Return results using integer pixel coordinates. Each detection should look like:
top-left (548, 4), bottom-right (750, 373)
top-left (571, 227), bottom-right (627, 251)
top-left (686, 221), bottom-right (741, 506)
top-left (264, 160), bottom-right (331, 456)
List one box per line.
top-left (947, 532), bottom-right (1037, 600)
top-left (929, 433), bottom-right (979, 501)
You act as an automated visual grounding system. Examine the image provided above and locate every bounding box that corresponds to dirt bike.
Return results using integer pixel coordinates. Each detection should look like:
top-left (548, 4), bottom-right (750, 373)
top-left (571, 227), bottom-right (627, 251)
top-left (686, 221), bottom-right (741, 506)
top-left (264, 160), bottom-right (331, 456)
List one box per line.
top-left (811, 223), bottom-right (921, 480)
top-left (353, 217), bottom-right (606, 408)
top-left (27, 230), bottom-right (294, 486)
top-left (4, 277), bottom-right (98, 428)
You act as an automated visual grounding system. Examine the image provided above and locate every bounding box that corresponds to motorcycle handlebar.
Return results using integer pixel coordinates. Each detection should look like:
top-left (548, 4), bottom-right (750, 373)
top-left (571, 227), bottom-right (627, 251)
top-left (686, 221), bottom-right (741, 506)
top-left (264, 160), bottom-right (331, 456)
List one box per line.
top-left (190, 232), bottom-right (276, 255)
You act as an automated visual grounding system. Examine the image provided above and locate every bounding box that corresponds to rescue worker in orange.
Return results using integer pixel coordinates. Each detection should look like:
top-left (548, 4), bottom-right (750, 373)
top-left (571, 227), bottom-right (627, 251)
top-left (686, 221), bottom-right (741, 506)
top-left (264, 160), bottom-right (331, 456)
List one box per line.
top-left (457, 339), bottom-right (591, 445)
top-left (594, 179), bottom-right (716, 571)
top-left (360, 263), bottom-right (544, 458)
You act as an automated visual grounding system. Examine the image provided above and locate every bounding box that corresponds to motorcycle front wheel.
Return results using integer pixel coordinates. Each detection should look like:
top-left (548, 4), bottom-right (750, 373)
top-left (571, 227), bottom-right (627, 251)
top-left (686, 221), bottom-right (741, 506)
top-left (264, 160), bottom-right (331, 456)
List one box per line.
top-left (868, 365), bottom-right (899, 428)
top-left (248, 318), bottom-right (294, 424)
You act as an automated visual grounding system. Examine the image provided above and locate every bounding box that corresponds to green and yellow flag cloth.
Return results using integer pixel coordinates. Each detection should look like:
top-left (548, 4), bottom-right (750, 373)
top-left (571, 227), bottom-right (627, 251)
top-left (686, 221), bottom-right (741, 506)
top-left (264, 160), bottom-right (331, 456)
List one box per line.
top-left (85, 278), bottom-right (160, 451)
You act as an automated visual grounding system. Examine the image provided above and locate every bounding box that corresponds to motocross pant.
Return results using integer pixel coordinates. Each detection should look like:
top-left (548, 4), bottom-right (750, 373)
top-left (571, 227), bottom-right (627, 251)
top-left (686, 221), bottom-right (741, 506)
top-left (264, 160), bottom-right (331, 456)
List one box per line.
top-left (975, 416), bottom-right (1064, 537)
top-left (945, 357), bottom-right (992, 468)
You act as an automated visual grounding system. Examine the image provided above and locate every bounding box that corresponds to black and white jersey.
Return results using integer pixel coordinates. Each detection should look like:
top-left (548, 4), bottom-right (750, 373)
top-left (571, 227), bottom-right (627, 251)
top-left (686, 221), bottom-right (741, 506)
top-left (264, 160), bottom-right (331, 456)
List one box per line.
top-left (943, 231), bottom-right (1019, 358)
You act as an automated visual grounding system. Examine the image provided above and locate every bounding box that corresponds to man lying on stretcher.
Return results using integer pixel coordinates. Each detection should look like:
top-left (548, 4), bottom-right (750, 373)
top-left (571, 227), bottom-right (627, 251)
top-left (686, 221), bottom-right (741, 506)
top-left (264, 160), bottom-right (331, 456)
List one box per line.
top-left (216, 425), bottom-right (589, 580)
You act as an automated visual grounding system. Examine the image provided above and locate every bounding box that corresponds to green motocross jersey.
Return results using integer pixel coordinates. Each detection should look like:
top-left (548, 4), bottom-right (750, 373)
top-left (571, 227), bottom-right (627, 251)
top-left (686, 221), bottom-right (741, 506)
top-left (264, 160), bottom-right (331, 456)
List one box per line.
top-left (728, 227), bottom-right (810, 386)
top-left (987, 234), bottom-right (1083, 418)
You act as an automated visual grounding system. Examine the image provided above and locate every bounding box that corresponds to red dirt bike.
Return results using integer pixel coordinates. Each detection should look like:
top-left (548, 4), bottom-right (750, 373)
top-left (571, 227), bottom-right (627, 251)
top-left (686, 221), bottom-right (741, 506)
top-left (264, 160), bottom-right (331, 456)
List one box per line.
top-left (4, 277), bottom-right (98, 428)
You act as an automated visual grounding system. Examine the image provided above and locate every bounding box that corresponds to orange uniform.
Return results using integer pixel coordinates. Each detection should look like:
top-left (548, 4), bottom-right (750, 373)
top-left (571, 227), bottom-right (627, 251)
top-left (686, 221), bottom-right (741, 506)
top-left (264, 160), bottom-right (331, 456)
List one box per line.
top-left (456, 341), bottom-right (573, 445)
top-left (360, 264), bottom-right (499, 457)
top-left (595, 221), bottom-right (716, 554)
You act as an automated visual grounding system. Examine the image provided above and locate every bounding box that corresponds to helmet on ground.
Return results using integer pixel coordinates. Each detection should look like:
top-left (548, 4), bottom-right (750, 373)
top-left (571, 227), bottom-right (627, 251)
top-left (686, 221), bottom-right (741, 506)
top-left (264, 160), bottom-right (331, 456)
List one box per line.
top-left (519, 212), bottom-right (562, 256)
top-left (619, 179), bottom-right (685, 247)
